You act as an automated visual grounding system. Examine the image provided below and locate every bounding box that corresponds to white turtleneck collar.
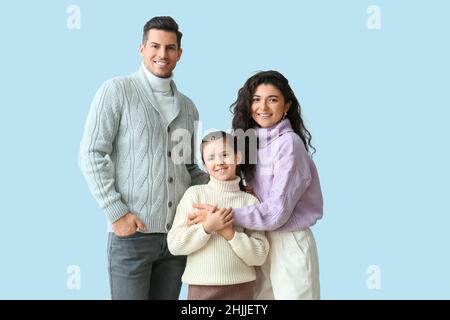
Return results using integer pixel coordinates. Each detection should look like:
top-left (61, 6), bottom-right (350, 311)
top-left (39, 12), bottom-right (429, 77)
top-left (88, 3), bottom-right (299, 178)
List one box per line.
top-left (142, 63), bottom-right (173, 94)
top-left (208, 176), bottom-right (241, 192)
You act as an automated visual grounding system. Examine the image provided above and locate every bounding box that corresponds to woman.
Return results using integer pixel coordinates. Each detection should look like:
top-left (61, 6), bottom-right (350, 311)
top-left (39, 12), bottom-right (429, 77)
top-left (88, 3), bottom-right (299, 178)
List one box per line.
top-left (190, 70), bottom-right (323, 299)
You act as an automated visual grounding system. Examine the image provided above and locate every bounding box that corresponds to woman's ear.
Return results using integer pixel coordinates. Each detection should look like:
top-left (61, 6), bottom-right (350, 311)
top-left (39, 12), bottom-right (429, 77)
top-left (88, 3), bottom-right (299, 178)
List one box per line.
top-left (284, 101), bottom-right (292, 113)
top-left (235, 151), bottom-right (243, 165)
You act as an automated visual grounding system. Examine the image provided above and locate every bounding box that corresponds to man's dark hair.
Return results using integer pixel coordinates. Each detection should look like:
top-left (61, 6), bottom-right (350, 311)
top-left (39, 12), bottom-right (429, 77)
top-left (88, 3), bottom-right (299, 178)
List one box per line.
top-left (142, 16), bottom-right (183, 48)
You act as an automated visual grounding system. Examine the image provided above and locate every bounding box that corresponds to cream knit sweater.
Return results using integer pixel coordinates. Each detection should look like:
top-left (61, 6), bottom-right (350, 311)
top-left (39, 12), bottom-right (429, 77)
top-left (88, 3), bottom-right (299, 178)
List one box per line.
top-left (167, 177), bottom-right (269, 285)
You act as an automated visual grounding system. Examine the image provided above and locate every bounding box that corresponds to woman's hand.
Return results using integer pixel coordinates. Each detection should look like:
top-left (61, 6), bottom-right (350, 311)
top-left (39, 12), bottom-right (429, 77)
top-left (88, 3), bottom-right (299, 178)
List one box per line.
top-left (188, 204), bottom-right (218, 225)
top-left (244, 186), bottom-right (258, 199)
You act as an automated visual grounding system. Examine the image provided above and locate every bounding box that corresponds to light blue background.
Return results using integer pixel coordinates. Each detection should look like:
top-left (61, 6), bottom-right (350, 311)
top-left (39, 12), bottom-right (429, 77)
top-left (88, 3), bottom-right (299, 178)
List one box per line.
top-left (1, 0), bottom-right (449, 299)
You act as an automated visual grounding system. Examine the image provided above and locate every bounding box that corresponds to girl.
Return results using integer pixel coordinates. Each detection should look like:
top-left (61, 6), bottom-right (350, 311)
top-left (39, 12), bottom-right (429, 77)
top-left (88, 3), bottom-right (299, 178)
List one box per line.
top-left (190, 71), bottom-right (323, 299)
top-left (167, 131), bottom-right (269, 300)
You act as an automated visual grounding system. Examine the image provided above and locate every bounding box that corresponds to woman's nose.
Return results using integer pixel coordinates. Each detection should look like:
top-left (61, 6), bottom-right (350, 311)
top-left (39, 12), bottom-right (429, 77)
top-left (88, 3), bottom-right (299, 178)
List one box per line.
top-left (259, 100), bottom-right (269, 110)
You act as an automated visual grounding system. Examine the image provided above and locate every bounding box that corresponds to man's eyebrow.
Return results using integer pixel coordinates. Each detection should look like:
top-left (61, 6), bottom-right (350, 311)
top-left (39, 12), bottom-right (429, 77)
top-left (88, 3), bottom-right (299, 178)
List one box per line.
top-left (150, 42), bottom-right (177, 47)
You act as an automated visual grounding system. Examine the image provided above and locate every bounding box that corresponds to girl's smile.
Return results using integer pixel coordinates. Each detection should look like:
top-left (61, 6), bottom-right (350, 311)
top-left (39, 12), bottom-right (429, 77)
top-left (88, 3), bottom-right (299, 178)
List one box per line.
top-left (202, 139), bottom-right (241, 181)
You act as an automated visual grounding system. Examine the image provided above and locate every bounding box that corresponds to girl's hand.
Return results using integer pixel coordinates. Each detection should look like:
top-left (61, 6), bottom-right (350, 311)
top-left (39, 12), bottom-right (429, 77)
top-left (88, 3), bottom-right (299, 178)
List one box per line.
top-left (202, 207), bottom-right (233, 234)
top-left (188, 204), bottom-right (218, 225)
top-left (216, 223), bottom-right (235, 241)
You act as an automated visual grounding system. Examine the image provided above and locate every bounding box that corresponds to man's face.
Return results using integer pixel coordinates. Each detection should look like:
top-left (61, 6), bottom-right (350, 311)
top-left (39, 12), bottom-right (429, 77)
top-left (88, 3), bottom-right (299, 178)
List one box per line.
top-left (140, 29), bottom-right (182, 78)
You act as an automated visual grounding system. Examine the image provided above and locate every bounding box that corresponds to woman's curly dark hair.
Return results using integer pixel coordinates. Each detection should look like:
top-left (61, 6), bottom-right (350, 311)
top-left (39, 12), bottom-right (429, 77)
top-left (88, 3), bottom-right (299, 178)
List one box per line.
top-left (230, 70), bottom-right (315, 182)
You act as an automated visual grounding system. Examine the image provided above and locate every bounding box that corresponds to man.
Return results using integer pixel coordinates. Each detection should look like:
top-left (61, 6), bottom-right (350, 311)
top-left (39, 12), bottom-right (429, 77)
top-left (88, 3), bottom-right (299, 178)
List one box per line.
top-left (79, 16), bottom-right (208, 300)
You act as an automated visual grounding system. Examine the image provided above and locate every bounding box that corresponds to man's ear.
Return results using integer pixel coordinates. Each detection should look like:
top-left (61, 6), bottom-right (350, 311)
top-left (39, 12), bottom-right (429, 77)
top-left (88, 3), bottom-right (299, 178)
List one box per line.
top-left (139, 43), bottom-right (145, 57)
top-left (177, 47), bottom-right (183, 61)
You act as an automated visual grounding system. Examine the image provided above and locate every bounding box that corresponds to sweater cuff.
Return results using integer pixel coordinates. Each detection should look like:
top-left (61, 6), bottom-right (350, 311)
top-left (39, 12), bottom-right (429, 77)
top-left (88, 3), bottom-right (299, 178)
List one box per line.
top-left (227, 231), bottom-right (244, 247)
top-left (104, 200), bottom-right (129, 224)
top-left (199, 224), bottom-right (213, 240)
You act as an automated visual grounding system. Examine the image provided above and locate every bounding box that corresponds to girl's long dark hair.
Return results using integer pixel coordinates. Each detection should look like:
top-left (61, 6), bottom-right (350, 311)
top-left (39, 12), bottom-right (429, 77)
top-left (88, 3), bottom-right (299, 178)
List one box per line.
top-left (230, 70), bottom-right (315, 182)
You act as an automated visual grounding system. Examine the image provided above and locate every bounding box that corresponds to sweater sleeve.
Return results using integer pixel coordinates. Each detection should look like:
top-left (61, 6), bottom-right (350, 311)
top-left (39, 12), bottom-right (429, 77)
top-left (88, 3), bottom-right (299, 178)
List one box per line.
top-left (167, 188), bottom-right (211, 255)
top-left (228, 230), bottom-right (269, 266)
top-left (79, 80), bottom-right (129, 224)
top-left (233, 134), bottom-right (312, 231)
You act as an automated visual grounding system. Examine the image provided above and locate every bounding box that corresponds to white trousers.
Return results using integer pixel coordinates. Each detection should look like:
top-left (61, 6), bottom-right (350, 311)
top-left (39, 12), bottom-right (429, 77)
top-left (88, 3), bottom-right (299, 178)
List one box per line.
top-left (255, 228), bottom-right (320, 300)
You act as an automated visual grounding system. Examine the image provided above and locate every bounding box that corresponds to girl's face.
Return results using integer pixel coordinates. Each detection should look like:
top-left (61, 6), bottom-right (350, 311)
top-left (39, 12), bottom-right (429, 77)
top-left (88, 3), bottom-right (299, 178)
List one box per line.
top-left (202, 139), bottom-right (241, 181)
top-left (251, 84), bottom-right (291, 128)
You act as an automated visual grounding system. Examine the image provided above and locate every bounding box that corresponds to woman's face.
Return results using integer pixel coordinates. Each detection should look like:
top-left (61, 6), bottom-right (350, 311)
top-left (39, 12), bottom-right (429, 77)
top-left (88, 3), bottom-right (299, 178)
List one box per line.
top-left (251, 84), bottom-right (291, 128)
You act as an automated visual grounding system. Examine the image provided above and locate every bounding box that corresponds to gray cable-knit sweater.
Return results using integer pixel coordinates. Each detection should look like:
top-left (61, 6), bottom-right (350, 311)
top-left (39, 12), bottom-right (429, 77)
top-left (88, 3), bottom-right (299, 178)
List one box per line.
top-left (79, 66), bottom-right (209, 233)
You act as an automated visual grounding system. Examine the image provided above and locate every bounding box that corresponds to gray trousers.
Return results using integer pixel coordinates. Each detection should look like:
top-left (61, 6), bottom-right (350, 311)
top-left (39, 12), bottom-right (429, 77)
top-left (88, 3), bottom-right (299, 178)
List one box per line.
top-left (107, 232), bottom-right (186, 300)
